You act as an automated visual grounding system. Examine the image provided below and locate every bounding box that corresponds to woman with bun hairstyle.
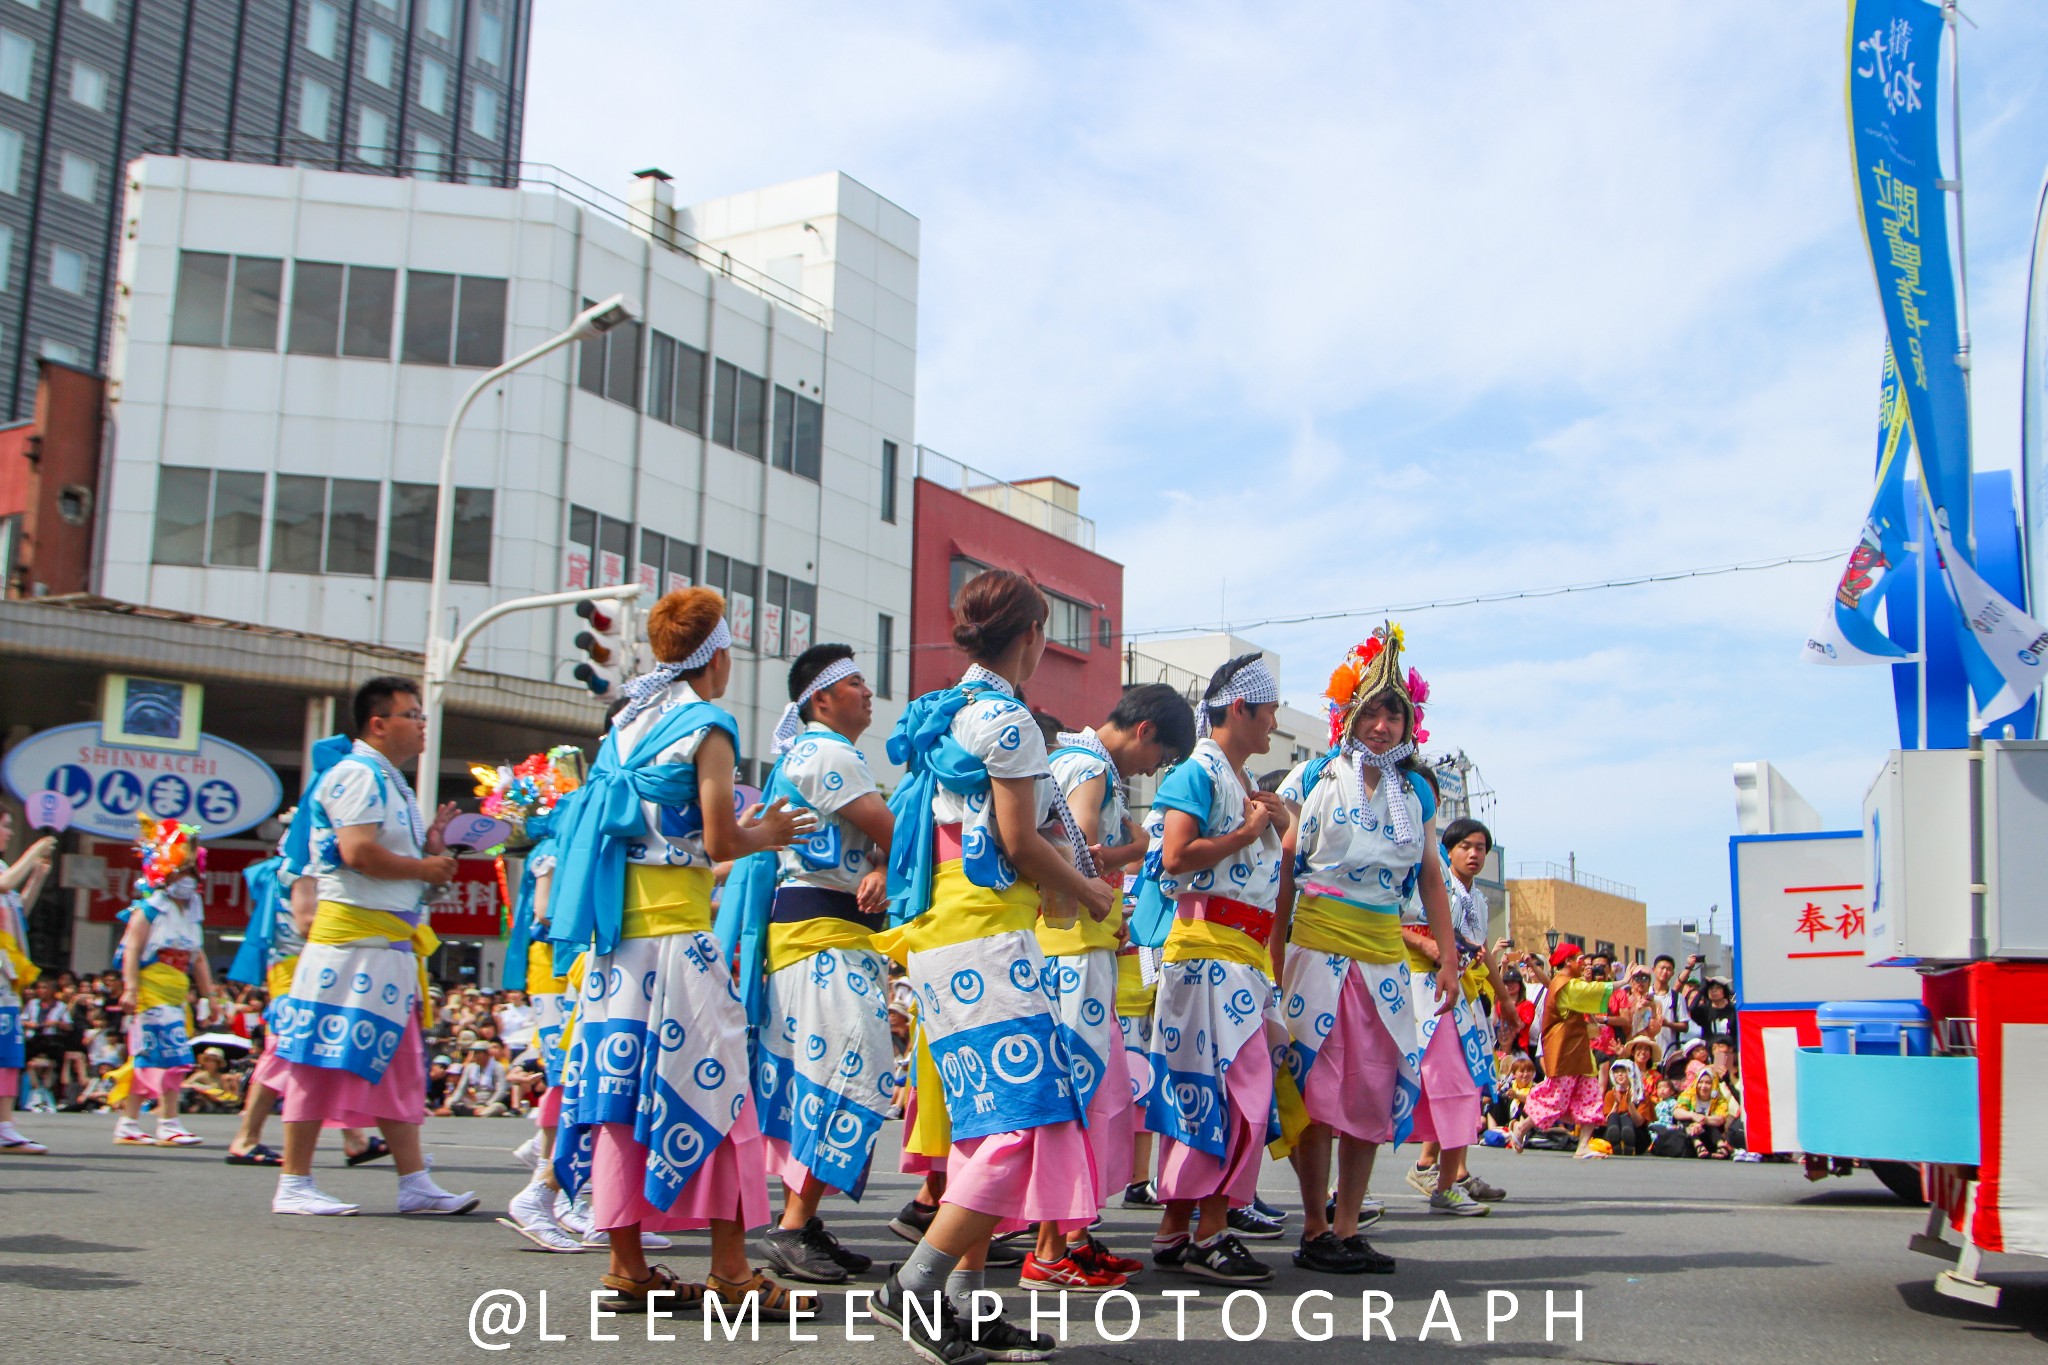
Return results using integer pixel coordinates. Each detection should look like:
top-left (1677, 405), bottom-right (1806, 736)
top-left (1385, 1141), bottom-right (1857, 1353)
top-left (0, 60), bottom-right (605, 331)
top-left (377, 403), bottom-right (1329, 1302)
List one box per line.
top-left (871, 568), bottom-right (1116, 1365)
top-left (546, 588), bottom-right (816, 1317)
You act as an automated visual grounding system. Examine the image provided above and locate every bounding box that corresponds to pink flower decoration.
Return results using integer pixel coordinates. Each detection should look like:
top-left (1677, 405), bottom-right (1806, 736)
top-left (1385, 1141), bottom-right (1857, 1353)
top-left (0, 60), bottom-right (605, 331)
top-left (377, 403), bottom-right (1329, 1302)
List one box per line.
top-left (1407, 668), bottom-right (1429, 705)
top-left (1415, 727), bottom-right (1430, 745)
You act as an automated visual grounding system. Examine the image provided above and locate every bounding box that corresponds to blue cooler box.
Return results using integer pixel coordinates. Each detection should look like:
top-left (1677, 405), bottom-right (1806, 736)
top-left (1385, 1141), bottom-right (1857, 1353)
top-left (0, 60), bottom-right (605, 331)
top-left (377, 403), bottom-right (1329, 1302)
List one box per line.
top-left (1816, 999), bottom-right (1933, 1056)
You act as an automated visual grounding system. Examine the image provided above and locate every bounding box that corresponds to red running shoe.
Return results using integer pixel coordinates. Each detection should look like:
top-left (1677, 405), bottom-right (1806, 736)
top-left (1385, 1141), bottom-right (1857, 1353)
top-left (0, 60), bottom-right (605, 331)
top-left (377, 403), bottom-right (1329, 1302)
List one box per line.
top-left (1018, 1252), bottom-right (1127, 1294)
top-left (1070, 1237), bottom-right (1143, 1278)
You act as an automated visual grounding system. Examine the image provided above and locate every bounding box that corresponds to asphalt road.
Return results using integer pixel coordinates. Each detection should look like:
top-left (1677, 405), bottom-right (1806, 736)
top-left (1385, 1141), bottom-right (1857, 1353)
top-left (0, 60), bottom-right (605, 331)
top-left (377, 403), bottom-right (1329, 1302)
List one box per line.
top-left (2, 1112), bottom-right (2044, 1364)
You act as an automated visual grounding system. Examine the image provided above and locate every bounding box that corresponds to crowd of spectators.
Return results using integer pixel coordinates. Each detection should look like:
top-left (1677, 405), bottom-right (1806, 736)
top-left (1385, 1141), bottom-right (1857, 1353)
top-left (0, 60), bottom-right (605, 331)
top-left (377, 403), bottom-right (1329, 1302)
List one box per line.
top-left (1481, 949), bottom-right (1754, 1161)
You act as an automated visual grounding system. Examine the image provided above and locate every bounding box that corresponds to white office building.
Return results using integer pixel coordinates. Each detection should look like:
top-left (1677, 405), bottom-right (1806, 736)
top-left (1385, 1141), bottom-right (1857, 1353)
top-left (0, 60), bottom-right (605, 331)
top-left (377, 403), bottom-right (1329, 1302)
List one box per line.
top-left (97, 155), bottom-right (919, 779)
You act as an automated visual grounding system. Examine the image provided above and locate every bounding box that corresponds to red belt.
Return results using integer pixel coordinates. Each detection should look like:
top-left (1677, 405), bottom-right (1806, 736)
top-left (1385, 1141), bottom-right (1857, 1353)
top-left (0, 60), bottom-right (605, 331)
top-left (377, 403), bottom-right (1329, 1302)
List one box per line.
top-left (1178, 894), bottom-right (1276, 947)
top-left (153, 948), bottom-right (192, 974)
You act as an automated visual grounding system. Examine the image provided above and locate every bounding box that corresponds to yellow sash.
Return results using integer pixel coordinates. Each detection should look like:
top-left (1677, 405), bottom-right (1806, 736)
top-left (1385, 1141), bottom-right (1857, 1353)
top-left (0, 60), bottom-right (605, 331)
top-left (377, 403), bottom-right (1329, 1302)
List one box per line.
top-left (622, 865), bottom-right (714, 938)
top-left (266, 956), bottom-right (298, 1002)
top-left (870, 860), bottom-right (1039, 965)
top-left (1460, 956), bottom-right (1491, 1003)
top-left (0, 928), bottom-right (38, 990)
top-left (904, 1031), bottom-right (951, 1157)
top-left (1114, 952), bottom-right (1156, 1017)
top-left (556, 951), bottom-right (590, 1056)
top-left (525, 941), bottom-right (567, 995)
top-left (766, 915), bottom-right (876, 975)
top-left (1162, 915), bottom-right (1273, 979)
top-left (1036, 903), bottom-right (1123, 958)
top-left (312, 901), bottom-right (442, 1027)
top-left (1289, 892), bottom-right (1405, 965)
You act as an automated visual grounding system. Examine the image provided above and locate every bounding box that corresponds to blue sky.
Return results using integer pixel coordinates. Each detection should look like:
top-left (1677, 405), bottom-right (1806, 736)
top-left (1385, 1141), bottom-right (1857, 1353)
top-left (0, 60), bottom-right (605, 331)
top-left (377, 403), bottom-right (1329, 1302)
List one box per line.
top-left (526, 1), bottom-right (2048, 924)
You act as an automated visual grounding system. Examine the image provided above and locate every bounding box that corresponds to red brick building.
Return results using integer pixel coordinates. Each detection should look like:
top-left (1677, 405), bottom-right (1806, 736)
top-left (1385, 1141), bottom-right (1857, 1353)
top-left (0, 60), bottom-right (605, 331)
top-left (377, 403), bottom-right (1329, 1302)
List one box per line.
top-left (908, 448), bottom-right (1124, 729)
top-left (0, 361), bottom-right (104, 600)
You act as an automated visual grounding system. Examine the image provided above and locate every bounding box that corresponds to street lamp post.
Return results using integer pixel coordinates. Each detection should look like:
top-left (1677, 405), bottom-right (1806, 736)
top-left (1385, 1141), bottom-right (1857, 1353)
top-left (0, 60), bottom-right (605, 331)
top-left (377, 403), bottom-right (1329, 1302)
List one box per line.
top-left (417, 294), bottom-right (637, 812)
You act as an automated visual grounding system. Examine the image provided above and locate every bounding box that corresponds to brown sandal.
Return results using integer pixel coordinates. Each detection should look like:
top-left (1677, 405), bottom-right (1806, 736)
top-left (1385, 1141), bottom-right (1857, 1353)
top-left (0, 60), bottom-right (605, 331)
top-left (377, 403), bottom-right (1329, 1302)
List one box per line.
top-left (707, 1269), bottom-right (810, 1322)
top-left (599, 1264), bottom-right (707, 1314)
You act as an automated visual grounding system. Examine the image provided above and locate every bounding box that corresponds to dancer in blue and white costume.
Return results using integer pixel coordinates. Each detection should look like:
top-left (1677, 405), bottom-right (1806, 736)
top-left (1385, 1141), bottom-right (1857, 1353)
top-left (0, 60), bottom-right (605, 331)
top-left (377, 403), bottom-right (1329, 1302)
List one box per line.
top-left (0, 816), bottom-right (55, 1155)
top-left (546, 587), bottom-right (813, 1317)
top-left (716, 643), bottom-right (896, 1287)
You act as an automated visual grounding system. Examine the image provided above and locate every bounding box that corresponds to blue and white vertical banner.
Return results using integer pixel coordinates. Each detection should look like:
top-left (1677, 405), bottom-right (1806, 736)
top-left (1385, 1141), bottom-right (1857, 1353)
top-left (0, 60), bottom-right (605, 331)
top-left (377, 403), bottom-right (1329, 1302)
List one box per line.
top-left (1931, 519), bottom-right (2048, 723)
top-left (1847, 0), bottom-right (1972, 546)
top-left (1805, 345), bottom-right (1916, 665)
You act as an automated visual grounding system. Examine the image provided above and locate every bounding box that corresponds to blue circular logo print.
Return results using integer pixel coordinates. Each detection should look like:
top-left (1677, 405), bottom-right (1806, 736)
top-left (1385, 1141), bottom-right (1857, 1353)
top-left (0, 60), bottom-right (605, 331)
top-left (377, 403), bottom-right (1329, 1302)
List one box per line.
top-left (693, 1057), bottom-right (726, 1090)
top-left (949, 969), bottom-right (985, 1005)
top-left (97, 770), bottom-right (143, 816)
top-left (147, 775), bottom-right (191, 819)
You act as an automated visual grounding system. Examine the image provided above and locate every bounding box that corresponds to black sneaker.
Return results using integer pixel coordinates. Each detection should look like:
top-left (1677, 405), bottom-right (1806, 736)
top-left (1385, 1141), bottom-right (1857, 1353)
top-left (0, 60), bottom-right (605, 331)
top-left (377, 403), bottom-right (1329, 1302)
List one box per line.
top-left (890, 1199), bottom-right (939, 1244)
top-left (1339, 1234), bottom-right (1397, 1274)
top-left (1182, 1233), bottom-right (1273, 1284)
top-left (873, 1271), bottom-right (990, 1365)
top-left (1152, 1234), bottom-right (1191, 1271)
top-left (1121, 1180), bottom-right (1161, 1209)
top-left (1292, 1231), bottom-right (1377, 1275)
top-left (1324, 1197), bottom-right (1386, 1230)
top-left (757, 1225), bottom-right (850, 1284)
top-left (1251, 1195), bottom-right (1288, 1222)
top-left (800, 1216), bottom-right (872, 1275)
top-left (968, 1312), bottom-right (1056, 1363)
top-left (1226, 1204), bottom-right (1284, 1240)
top-left (985, 1236), bottom-right (1026, 1268)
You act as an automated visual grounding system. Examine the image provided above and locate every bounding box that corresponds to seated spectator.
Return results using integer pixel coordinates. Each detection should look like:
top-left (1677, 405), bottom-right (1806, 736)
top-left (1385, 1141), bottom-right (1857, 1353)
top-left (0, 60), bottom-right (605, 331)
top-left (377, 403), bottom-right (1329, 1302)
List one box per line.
top-left (1669, 1067), bottom-right (1739, 1157)
top-left (1599, 1059), bottom-right (1654, 1155)
top-left (1647, 1076), bottom-right (1685, 1154)
top-left (450, 1041), bottom-right (509, 1117)
top-left (426, 1055), bottom-right (456, 1116)
top-left (180, 1047), bottom-right (243, 1112)
top-left (1620, 1034), bottom-right (1662, 1083)
top-left (505, 1048), bottom-right (546, 1115)
top-left (1664, 1039), bottom-right (1710, 1085)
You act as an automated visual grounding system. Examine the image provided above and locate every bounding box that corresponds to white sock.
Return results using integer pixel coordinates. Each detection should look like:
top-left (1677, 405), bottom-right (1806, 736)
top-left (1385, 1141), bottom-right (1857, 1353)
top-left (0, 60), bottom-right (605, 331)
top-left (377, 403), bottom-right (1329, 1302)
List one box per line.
top-left (278, 1174), bottom-right (315, 1194)
top-left (0, 1120), bottom-right (23, 1141)
top-left (400, 1167), bottom-right (449, 1195)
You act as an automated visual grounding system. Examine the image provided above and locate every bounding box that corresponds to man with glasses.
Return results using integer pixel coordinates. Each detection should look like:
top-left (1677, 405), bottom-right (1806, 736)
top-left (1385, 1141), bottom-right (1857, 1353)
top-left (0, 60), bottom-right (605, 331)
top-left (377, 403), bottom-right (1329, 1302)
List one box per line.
top-left (271, 676), bottom-right (476, 1218)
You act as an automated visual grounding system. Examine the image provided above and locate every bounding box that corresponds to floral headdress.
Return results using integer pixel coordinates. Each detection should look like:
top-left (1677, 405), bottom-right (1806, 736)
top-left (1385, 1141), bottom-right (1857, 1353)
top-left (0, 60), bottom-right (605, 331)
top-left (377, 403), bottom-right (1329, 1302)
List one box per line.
top-left (471, 745), bottom-right (586, 847)
top-left (1322, 621), bottom-right (1430, 750)
top-left (136, 815), bottom-right (203, 890)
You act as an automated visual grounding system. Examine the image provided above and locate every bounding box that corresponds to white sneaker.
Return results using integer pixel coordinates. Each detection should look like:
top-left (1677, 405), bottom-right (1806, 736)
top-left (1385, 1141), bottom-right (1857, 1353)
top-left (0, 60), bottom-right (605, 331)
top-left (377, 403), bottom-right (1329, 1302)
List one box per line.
top-left (273, 1177), bottom-right (361, 1216)
top-left (1404, 1163), bottom-right (1438, 1198)
top-left (0, 1123), bottom-right (47, 1155)
top-left (155, 1121), bottom-right (205, 1147)
top-left (555, 1193), bottom-right (593, 1238)
top-left (497, 1216), bottom-right (588, 1252)
top-left (580, 1227), bottom-right (670, 1249)
top-left (1428, 1187), bottom-right (1490, 1217)
top-left (512, 1134), bottom-right (541, 1169)
top-left (508, 1179), bottom-right (562, 1229)
top-left (113, 1118), bottom-right (156, 1146)
top-left (398, 1170), bottom-right (481, 1216)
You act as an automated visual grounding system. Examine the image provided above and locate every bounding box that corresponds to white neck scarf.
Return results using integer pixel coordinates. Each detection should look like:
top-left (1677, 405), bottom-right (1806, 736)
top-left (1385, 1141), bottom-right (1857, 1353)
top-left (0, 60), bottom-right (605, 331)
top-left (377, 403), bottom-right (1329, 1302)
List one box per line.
top-left (1346, 740), bottom-right (1417, 845)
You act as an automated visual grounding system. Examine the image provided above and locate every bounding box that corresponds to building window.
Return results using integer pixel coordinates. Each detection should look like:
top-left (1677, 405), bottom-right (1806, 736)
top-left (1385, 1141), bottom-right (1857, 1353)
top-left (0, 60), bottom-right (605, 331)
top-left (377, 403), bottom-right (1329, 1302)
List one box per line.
top-left (1046, 592), bottom-right (1091, 653)
top-left (0, 224), bottom-right (14, 286)
top-left (152, 467), bottom-right (265, 569)
top-left (305, 1), bottom-right (339, 59)
top-left (875, 614), bottom-right (894, 699)
top-left (68, 60), bottom-right (106, 111)
top-left (272, 474), bottom-right (378, 575)
top-left (401, 270), bottom-right (505, 367)
top-left (880, 439), bottom-right (898, 523)
top-left (564, 505), bottom-right (632, 588)
top-left (287, 261), bottom-right (395, 359)
top-left (0, 30), bottom-right (33, 101)
top-left (635, 529), bottom-right (695, 598)
top-left (1098, 615), bottom-right (1113, 650)
top-left (754, 573), bottom-right (816, 659)
top-left (47, 245), bottom-right (83, 294)
top-left (57, 151), bottom-right (95, 202)
top-left (80, 0), bottom-right (117, 22)
top-left (424, 0), bottom-right (453, 41)
top-left (1594, 939), bottom-right (1616, 959)
top-left (469, 85), bottom-right (498, 140)
top-left (385, 482), bottom-right (492, 581)
top-left (464, 157), bottom-right (495, 185)
top-left (411, 132), bottom-right (444, 177)
top-left (298, 78), bottom-right (334, 140)
top-left (417, 57), bottom-right (448, 115)
top-left (357, 107), bottom-right (390, 165)
top-left (771, 386), bottom-right (822, 481)
top-left (171, 251), bottom-right (283, 350)
top-left (0, 125), bottom-right (20, 194)
top-left (363, 29), bottom-right (395, 86)
top-left (644, 330), bottom-right (705, 432)
top-left (949, 555), bottom-right (988, 606)
top-left (789, 579), bottom-right (816, 657)
top-left (575, 299), bottom-right (640, 407)
top-left (700, 551), bottom-right (758, 650)
top-left (40, 338), bottom-right (78, 365)
top-left (711, 360), bottom-right (766, 458)
top-left (476, 8), bottom-right (503, 66)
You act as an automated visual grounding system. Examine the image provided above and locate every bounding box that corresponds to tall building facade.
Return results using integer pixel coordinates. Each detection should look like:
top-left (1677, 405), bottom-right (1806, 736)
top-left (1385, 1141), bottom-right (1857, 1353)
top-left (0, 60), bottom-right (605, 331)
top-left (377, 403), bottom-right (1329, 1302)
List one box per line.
top-left (0, 0), bottom-right (529, 417)
top-left (97, 155), bottom-right (916, 788)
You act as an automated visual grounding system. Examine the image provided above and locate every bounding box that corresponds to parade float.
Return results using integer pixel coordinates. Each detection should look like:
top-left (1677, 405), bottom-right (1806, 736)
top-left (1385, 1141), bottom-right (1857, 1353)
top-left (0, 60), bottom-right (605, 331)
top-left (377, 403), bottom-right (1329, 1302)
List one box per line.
top-left (1732, 0), bottom-right (2048, 1310)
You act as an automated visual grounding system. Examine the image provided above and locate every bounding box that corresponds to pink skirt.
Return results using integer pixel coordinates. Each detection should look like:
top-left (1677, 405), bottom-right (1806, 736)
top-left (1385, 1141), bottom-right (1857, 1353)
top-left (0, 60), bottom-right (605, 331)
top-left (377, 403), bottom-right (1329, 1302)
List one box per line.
top-left (1300, 965), bottom-right (1406, 1144)
top-left (898, 1086), bottom-right (946, 1176)
top-left (280, 1016), bottom-right (427, 1127)
top-left (1085, 1036), bottom-right (1135, 1197)
top-left (249, 1031), bottom-right (292, 1096)
top-left (1527, 1074), bottom-right (1605, 1129)
top-left (535, 1085), bottom-right (562, 1128)
top-left (1156, 1030), bottom-right (1271, 1208)
top-left (0, 1068), bottom-right (16, 1098)
top-left (588, 1102), bottom-right (770, 1234)
top-left (945, 1119), bottom-right (1097, 1235)
top-left (132, 1066), bottom-right (191, 1102)
top-left (1410, 1013), bottom-right (1484, 1148)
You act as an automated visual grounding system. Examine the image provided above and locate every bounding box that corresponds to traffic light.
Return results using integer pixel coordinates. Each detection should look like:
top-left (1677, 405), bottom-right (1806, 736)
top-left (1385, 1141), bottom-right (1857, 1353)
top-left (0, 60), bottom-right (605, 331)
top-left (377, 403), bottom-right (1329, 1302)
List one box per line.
top-left (572, 599), bottom-right (625, 695)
